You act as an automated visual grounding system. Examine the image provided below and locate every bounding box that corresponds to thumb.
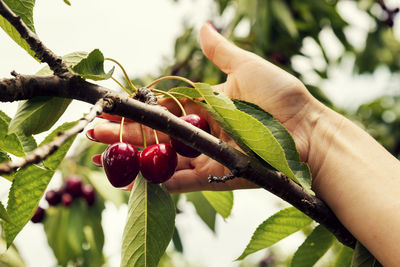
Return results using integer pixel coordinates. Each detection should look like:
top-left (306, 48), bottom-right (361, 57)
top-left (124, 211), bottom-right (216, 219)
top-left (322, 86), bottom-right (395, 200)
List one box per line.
top-left (200, 22), bottom-right (249, 74)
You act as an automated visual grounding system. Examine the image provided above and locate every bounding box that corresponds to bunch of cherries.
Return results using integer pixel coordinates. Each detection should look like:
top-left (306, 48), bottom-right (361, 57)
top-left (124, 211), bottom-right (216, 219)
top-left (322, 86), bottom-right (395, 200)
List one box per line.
top-left (97, 113), bottom-right (210, 188)
top-left (31, 175), bottom-right (96, 223)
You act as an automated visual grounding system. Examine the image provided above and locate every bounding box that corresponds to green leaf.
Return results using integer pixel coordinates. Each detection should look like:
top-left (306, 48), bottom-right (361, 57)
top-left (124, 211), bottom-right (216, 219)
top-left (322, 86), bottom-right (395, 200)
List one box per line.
top-left (334, 245), bottom-right (353, 267)
top-left (290, 225), bottom-right (335, 267)
top-left (194, 83), bottom-right (300, 185)
top-left (202, 191), bottom-right (233, 219)
top-left (0, 0), bottom-right (37, 59)
top-left (8, 97), bottom-right (72, 136)
top-left (0, 150), bottom-right (10, 163)
top-left (167, 87), bottom-right (202, 98)
top-left (3, 121), bottom-right (77, 247)
top-left (0, 115), bottom-right (25, 157)
top-left (121, 174), bottom-right (175, 267)
top-left (233, 100), bottom-right (312, 193)
top-left (0, 235), bottom-right (26, 267)
top-left (44, 207), bottom-right (75, 266)
top-left (3, 165), bottom-right (53, 247)
top-left (63, 0), bottom-right (71, 5)
top-left (351, 242), bottom-right (382, 267)
top-left (71, 49), bottom-right (114, 81)
top-left (236, 207), bottom-right (313, 260)
top-left (39, 121), bottom-right (78, 171)
top-left (36, 51), bottom-right (90, 76)
top-left (172, 227), bottom-right (183, 253)
top-left (270, 0), bottom-right (298, 38)
top-left (0, 201), bottom-right (12, 224)
top-left (0, 110), bottom-right (37, 153)
top-left (186, 192), bottom-right (216, 231)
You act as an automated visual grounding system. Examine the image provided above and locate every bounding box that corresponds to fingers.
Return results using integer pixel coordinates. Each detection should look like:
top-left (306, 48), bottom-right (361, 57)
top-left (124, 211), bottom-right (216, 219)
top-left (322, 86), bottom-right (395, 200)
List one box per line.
top-left (199, 22), bottom-right (250, 74)
top-left (91, 122), bottom-right (170, 146)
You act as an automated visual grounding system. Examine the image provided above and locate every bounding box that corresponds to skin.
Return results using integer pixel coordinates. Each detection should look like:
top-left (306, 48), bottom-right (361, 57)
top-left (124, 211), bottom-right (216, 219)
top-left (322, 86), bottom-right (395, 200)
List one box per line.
top-left (90, 23), bottom-right (400, 265)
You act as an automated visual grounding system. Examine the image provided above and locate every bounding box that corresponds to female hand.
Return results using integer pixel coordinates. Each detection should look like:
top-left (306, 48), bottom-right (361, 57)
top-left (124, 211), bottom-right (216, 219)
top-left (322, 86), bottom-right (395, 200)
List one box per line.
top-left (89, 23), bottom-right (320, 193)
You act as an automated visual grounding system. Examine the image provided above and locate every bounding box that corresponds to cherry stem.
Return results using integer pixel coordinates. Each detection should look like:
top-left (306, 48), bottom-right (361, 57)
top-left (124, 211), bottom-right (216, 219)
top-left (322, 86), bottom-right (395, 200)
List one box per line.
top-left (146, 75), bottom-right (195, 88)
top-left (141, 125), bottom-right (147, 148)
top-left (105, 58), bottom-right (138, 93)
top-left (151, 88), bottom-right (187, 116)
top-left (111, 77), bottom-right (133, 96)
top-left (119, 117), bottom-right (125, 143)
top-left (153, 129), bottom-right (159, 144)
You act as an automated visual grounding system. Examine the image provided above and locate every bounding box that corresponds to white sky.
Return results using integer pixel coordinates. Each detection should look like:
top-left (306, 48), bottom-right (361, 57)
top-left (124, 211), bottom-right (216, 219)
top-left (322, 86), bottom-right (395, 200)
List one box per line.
top-left (1, 0), bottom-right (399, 266)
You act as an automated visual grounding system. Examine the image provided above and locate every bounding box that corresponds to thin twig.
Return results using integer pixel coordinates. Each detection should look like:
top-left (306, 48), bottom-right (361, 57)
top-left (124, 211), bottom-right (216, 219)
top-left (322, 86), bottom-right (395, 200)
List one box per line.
top-left (0, 0), bottom-right (71, 77)
top-left (0, 99), bottom-right (110, 174)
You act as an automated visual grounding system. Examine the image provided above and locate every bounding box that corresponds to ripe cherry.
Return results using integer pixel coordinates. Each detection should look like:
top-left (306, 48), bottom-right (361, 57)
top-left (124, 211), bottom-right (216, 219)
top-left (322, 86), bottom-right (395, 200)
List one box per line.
top-left (102, 142), bottom-right (140, 187)
top-left (65, 175), bottom-right (83, 198)
top-left (140, 143), bottom-right (177, 184)
top-left (170, 114), bottom-right (210, 158)
top-left (82, 184), bottom-right (96, 206)
top-left (31, 206), bottom-right (45, 223)
top-left (45, 190), bottom-right (62, 206)
top-left (62, 193), bottom-right (73, 207)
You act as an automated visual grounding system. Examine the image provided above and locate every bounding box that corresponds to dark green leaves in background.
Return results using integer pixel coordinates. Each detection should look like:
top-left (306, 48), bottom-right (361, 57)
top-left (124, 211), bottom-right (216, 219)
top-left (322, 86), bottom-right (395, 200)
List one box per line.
top-left (121, 175), bottom-right (175, 267)
top-left (187, 192), bottom-right (217, 231)
top-left (351, 242), bottom-right (382, 267)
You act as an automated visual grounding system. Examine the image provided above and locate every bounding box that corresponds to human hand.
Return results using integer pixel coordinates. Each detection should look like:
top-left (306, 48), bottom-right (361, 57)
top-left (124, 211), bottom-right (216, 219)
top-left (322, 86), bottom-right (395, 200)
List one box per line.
top-left (89, 23), bottom-right (322, 193)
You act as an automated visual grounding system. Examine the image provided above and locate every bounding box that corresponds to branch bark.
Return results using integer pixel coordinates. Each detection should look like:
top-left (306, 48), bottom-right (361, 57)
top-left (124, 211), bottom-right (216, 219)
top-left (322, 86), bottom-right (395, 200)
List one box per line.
top-left (0, 74), bottom-right (356, 248)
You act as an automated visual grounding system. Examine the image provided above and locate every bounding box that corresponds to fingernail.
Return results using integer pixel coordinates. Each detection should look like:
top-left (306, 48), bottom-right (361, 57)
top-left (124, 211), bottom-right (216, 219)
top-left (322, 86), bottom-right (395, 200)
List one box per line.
top-left (91, 154), bottom-right (102, 167)
top-left (207, 21), bottom-right (217, 31)
top-left (86, 129), bottom-right (97, 142)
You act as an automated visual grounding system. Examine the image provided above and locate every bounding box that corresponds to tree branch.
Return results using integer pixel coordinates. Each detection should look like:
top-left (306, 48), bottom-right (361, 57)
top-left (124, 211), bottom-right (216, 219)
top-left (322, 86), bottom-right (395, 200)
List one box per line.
top-left (0, 0), bottom-right (71, 78)
top-left (0, 74), bottom-right (356, 248)
top-left (0, 98), bottom-right (110, 174)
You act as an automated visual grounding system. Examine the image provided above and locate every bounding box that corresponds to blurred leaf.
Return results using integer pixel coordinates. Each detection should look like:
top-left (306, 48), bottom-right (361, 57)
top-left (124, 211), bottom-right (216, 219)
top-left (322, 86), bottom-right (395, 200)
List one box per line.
top-left (202, 191), bottom-right (233, 219)
top-left (172, 227), bottom-right (183, 253)
top-left (85, 170), bottom-right (127, 208)
top-left (121, 175), bottom-right (175, 267)
top-left (63, 0), bottom-right (71, 5)
top-left (195, 83), bottom-right (300, 186)
top-left (0, 150), bottom-right (10, 163)
top-left (271, 0), bottom-right (298, 38)
top-left (71, 49), bottom-right (114, 81)
top-left (0, 236), bottom-right (25, 267)
top-left (237, 207), bottom-right (313, 260)
top-left (3, 121), bottom-right (77, 247)
top-left (334, 245), bottom-right (353, 267)
top-left (290, 225), bottom-right (335, 266)
top-left (187, 192), bottom-right (216, 231)
top-left (351, 242), bottom-right (382, 267)
top-left (0, 0), bottom-right (36, 58)
top-left (233, 100), bottom-right (312, 192)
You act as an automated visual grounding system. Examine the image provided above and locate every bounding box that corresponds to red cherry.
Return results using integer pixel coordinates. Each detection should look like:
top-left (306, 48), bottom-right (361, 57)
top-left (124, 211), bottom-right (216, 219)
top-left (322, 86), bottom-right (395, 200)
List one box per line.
top-left (170, 114), bottom-right (210, 158)
top-left (45, 190), bottom-right (62, 206)
top-left (102, 142), bottom-right (140, 187)
top-left (140, 143), bottom-right (177, 184)
top-left (31, 206), bottom-right (45, 223)
top-left (62, 193), bottom-right (73, 207)
top-left (82, 184), bottom-right (96, 206)
top-left (65, 175), bottom-right (83, 198)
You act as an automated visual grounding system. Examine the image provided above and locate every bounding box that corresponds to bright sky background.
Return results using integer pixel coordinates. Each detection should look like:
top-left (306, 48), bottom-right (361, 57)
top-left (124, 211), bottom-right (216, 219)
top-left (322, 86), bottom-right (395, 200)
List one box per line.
top-left (0, 0), bottom-right (399, 266)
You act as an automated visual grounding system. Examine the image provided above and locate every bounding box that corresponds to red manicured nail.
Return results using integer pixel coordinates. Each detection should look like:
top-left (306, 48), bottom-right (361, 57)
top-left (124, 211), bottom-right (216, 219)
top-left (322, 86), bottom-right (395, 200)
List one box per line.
top-left (91, 154), bottom-right (103, 167)
top-left (207, 21), bottom-right (217, 31)
top-left (86, 129), bottom-right (97, 142)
